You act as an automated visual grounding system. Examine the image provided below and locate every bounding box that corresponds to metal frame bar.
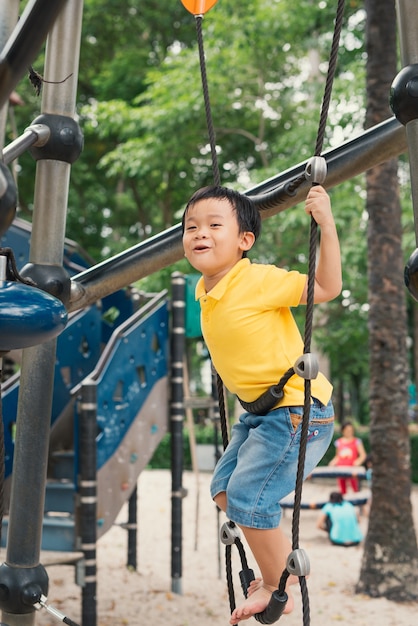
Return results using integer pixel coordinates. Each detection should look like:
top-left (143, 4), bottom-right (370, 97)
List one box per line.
top-left (68, 116), bottom-right (407, 313)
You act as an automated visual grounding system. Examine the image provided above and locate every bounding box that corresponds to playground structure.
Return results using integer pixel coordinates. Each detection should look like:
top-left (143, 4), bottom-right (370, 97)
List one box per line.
top-left (1, 1), bottom-right (418, 625)
top-left (2, 216), bottom-right (170, 534)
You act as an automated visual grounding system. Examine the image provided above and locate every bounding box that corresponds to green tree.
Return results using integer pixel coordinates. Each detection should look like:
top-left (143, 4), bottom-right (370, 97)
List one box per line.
top-left (67, 0), bottom-right (365, 257)
top-left (7, 0), bottom-right (413, 425)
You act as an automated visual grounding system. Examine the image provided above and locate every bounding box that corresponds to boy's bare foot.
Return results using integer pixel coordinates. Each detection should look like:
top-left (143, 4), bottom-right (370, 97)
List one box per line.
top-left (230, 583), bottom-right (294, 624)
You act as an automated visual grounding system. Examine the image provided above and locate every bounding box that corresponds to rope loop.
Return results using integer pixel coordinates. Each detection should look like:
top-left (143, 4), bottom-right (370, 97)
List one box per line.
top-left (0, 247), bottom-right (36, 286)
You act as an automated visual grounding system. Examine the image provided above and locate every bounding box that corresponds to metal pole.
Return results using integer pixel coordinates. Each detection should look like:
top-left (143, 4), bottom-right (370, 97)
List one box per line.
top-left (6, 340), bottom-right (56, 565)
top-left (4, 2), bottom-right (83, 625)
top-left (396, 0), bottom-right (418, 245)
top-left (79, 379), bottom-right (98, 626)
top-left (396, 0), bottom-right (418, 63)
top-left (68, 117), bottom-right (407, 313)
top-left (170, 272), bottom-right (186, 595)
top-left (0, 0), bottom-right (19, 144)
top-left (29, 2), bottom-right (83, 264)
top-left (127, 486), bottom-right (138, 570)
top-left (0, 254), bottom-right (7, 541)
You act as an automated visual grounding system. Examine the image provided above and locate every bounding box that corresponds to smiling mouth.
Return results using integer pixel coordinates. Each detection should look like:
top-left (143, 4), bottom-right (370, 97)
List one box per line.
top-left (193, 245), bottom-right (210, 251)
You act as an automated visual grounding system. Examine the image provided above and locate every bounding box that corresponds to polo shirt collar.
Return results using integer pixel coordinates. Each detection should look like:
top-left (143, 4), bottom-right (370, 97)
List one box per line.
top-left (195, 258), bottom-right (250, 301)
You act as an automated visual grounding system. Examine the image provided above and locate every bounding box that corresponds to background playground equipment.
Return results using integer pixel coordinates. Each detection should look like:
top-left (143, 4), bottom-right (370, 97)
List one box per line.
top-left (280, 466), bottom-right (370, 511)
top-left (0, 218), bottom-right (169, 624)
top-left (1, 218), bottom-right (169, 547)
top-left (1, 1), bottom-right (418, 625)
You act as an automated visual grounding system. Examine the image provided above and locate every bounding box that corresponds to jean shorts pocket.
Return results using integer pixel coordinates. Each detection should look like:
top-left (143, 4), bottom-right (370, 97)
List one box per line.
top-left (290, 412), bottom-right (303, 431)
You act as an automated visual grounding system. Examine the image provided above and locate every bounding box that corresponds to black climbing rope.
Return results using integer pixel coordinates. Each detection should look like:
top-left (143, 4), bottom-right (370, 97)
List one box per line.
top-left (195, 16), bottom-right (221, 187)
top-left (0, 247), bottom-right (36, 285)
top-left (255, 2), bottom-right (346, 624)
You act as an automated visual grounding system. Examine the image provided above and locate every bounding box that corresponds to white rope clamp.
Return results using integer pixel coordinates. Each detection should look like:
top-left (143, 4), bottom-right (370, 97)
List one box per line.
top-left (304, 156), bottom-right (327, 185)
top-left (287, 548), bottom-right (311, 577)
top-left (294, 353), bottom-right (319, 380)
top-left (220, 521), bottom-right (241, 545)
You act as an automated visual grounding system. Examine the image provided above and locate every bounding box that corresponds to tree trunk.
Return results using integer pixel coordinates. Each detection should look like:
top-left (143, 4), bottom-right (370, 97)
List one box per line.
top-left (356, 0), bottom-right (418, 599)
top-left (414, 304), bottom-right (418, 415)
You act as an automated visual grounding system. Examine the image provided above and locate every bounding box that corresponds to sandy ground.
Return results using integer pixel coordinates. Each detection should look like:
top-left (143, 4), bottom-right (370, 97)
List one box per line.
top-left (30, 469), bottom-right (418, 626)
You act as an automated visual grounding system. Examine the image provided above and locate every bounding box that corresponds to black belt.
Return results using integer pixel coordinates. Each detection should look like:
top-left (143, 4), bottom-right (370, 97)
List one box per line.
top-left (237, 354), bottom-right (319, 416)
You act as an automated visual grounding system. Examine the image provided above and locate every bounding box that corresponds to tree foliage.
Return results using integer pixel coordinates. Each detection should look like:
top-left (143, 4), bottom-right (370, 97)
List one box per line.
top-left (5, 0), bottom-right (415, 422)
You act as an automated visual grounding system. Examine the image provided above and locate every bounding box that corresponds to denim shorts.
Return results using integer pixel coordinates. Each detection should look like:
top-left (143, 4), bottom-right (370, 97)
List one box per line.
top-left (210, 398), bottom-right (334, 529)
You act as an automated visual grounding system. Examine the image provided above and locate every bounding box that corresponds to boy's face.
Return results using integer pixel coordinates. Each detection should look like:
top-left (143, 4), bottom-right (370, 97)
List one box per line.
top-left (182, 198), bottom-right (254, 289)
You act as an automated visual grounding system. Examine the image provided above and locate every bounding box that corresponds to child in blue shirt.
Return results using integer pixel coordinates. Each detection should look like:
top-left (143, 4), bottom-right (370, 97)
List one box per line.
top-left (317, 491), bottom-right (363, 546)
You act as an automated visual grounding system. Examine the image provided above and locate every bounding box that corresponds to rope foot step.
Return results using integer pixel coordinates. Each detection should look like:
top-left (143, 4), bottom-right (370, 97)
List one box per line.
top-left (254, 590), bottom-right (288, 624)
top-left (254, 548), bottom-right (310, 625)
top-left (239, 568), bottom-right (255, 598)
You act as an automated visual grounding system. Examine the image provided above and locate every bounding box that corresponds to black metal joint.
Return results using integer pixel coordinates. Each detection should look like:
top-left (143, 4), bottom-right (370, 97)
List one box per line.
top-left (28, 114), bottom-right (84, 163)
top-left (20, 262), bottom-right (72, 307)
top-left (0, 562), bottom-right (48, 615)
top-left (390, 64), bottom-right (418, 126)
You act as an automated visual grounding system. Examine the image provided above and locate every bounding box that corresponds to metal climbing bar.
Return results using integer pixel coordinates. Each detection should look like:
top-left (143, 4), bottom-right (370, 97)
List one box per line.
top-left (2, 124), bottom-right (51, 165)
top-left (68, 117), bottom-right (407, 314)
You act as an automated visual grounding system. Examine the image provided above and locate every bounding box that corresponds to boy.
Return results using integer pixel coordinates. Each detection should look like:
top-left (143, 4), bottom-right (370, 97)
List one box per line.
top-left (182, 184), bottom-right (341, 623)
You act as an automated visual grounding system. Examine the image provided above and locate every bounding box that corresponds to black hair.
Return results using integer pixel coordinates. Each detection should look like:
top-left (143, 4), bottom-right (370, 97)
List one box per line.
top-left (330, 492), bottom-right (343, 505)
top-left (182, 185), bottom-right (262, 243)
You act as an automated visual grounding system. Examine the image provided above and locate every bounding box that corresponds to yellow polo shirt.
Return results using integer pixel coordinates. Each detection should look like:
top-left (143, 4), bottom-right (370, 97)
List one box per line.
top-left (196, 258), bottom-right (332, 408)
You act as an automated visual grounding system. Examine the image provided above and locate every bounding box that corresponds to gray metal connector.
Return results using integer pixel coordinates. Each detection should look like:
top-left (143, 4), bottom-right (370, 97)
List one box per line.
top-left (305, 156), bottom-right (327, 185)
top-left (294, 353), bottom-right (319, 380)
top-left (220, 521), bottom-right (241, 545)
top-left (286, 548), bottom-right (311, 577)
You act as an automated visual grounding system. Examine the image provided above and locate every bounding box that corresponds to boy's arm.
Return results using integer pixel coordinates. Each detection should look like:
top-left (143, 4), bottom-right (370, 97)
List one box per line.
top-left (299, 185), bottom-right (342, 304)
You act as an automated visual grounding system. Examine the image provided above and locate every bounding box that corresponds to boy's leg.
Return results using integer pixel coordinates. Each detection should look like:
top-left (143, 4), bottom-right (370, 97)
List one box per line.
top-left (214, 402), bottom-right (334, 624)
top-left (214, 492), bottom-right (296, 623)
